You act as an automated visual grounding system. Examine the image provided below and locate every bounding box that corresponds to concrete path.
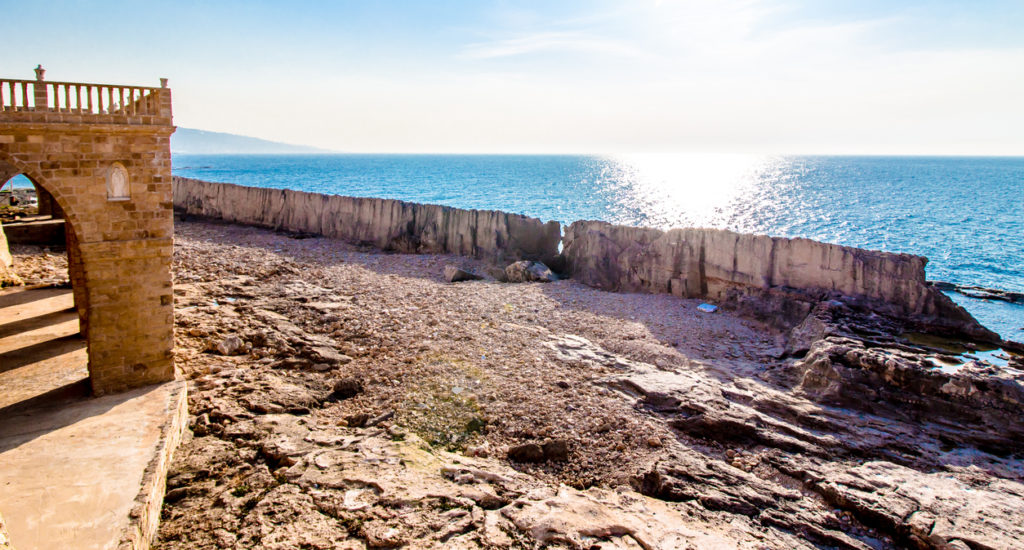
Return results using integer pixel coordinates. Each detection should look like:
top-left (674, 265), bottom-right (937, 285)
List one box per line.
top-left (0, 285), bottom-right (87, 408)
top-left (0, 286), bottom-right (187, 550)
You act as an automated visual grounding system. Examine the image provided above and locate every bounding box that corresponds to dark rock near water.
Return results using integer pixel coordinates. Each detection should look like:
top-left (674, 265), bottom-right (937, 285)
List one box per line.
top-left (505, 261), bottom-right (557, 283)
top-left (443, 265), bottom-right (483, 283)
top-left (931, 280), bottom-right (1024, 304)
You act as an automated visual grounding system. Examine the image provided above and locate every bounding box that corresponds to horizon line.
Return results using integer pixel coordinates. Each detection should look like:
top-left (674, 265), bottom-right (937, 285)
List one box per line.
top-left (170, 150), bottom-right (1024, 158)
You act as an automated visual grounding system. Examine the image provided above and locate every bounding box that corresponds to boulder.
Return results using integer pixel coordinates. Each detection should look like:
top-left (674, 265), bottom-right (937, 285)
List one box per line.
top-left (331, 377), bottom-right (363, 400)
top-left (506, 440), bottom-right (568, 462)
top-left (485, 266), bottom-right (509, 282)
top-left (215, 335), bottom-right (248, 356)
top-left (541, 439), bottom-right (569, 461)
top-left (443, 265), bottom-right (483, 283)
top-left (505, 261), bottom-right (557, 283)
top-left (507, 443), bottom-right (545, 463)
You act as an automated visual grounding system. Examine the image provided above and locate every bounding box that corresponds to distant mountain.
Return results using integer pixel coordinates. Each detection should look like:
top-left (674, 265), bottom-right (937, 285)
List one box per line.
top-left (171, 128), bottom-right (336, 155)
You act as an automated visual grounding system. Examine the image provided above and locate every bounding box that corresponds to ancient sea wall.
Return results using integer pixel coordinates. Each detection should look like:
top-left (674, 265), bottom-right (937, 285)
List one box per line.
top-left (173, 178), bottom-right (992, 339)
top-left (173, 177), bottom-right (561, 265)
top-left (563, 220), bottom-right (990, 337)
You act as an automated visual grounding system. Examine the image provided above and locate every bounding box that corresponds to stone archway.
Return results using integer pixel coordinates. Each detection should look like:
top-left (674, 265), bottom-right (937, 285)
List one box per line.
top-left (1, 166), bottom-right (89, 333)
top-left (0, 75), bottom-right (176, 395)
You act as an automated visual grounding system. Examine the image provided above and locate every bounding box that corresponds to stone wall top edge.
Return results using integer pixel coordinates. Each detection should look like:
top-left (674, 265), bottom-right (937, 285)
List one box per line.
top-left (172, 176), bottom-right (556, 225)
top-left (564, 219), bottom-right (927, 264)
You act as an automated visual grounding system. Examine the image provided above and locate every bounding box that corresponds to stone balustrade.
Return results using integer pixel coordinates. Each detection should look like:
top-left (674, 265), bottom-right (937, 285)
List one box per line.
top-left (0, 74), bottom-right (171, 125)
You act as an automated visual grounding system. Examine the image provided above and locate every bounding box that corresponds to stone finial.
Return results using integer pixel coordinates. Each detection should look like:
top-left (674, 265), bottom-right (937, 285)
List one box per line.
top-left (160, 78), bottom-right (168, 88)
top-left (34, 64), bottom-right (45, 81)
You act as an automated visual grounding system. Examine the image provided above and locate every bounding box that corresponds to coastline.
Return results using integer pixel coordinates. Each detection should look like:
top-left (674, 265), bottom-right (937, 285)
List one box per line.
top-left (9, 213), bottom-right (1022, 548)
top-left (171, 154), bottom-right (1024, 340)
top-left (119, 221), bottom-right (1024, 547)
top-left (172, 177), bottom-right (999, 344)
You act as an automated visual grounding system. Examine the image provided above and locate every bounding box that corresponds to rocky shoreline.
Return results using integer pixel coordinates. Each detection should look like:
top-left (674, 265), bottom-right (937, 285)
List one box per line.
top-left (14, 218), bottom-right (1022, 549)
top-left (172, 178), bottom-right (1006, 346)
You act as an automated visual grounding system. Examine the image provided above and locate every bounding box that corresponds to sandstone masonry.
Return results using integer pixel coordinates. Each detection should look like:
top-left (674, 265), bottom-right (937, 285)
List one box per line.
top-left (0, 71), bottom-right (176, 394)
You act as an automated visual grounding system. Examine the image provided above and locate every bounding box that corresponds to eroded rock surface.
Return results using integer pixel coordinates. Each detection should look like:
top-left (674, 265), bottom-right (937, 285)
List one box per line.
top-left (143, 220), bottom-right (1023, 550)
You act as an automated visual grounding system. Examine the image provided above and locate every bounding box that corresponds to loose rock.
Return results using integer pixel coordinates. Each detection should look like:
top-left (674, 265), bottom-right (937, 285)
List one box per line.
top-left (215, 335), bottom-right (248, 356)
top-left (331, 377), bottom-right (363, 399)
top-left (504, 261), bottom-right (557, 283)
top-left (443, 265), bottom-right (483, 283)
top-left (507, 443), bottom-right (545, 463)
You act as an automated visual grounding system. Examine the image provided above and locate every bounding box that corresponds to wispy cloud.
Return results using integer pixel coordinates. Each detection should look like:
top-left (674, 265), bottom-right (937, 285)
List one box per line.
top-left (460, 30), bottom-right (649, 60)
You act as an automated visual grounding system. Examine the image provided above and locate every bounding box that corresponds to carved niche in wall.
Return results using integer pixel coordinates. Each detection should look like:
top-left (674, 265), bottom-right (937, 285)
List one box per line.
top-left (107, 162), bottom-right (130, 201)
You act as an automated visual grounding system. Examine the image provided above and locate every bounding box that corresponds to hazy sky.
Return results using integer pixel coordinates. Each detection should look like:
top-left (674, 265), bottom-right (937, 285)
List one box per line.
top-left (2, 0), bottom-right (1022, 154)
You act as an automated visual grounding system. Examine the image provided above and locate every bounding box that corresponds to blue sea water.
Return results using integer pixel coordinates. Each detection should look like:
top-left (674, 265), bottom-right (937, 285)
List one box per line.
top-left (163, 153), bottom-right (1022, 340)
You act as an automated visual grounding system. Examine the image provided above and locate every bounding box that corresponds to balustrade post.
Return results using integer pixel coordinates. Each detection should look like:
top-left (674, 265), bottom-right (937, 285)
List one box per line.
top-left (33, 65), bottom-right (48, 110)
top-left (157, 78), bottom-right (172, 119)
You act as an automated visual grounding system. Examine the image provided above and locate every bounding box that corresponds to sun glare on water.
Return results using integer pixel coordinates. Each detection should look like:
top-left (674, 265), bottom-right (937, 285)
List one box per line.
top-left (600, 153), bottom-right (784, 230)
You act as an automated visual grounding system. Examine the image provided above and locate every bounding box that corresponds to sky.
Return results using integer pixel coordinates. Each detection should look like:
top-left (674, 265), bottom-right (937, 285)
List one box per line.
top-left (1, 0), bottom-right (1022, 155)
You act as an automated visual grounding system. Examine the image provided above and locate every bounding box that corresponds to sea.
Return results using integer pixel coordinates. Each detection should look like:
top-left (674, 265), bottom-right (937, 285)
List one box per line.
top-left (22, 154), bottom-right (1024, 340)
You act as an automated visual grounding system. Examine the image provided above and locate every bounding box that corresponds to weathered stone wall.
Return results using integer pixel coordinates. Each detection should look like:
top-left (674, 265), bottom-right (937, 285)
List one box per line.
top-left (173, 179), bottom-right (992, 339)
top-left (563, 221), bottom-right (991, 338)
top-left (173, 177), bottom-right (561, 265)
top-left (33, 183), bottom-right (63, 218)
top-left (2, 219), bottom-right (65, 245)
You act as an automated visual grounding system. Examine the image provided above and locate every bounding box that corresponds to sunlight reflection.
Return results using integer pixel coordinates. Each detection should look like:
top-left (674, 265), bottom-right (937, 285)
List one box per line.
top-left (601, 153), bottom-right (783, 229)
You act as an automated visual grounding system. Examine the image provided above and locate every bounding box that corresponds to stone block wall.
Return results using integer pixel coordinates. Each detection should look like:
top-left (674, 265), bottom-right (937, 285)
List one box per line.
top-left (172, 178), bottom-right (992, 340)
top-left (562, 220), bottom-right (991, 338)
top-left (0, 123), bottom-right (175, 394)
top-left (2, 219), bottom-right (65, 245)
top-left (173, 177), bottom-right (561, 265)
top-left (33, 183), bottom-right (63, 218)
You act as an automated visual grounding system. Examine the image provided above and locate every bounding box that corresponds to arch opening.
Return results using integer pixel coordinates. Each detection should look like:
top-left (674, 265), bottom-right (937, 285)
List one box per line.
top-left (0, 154), bottom-right (91, 405)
